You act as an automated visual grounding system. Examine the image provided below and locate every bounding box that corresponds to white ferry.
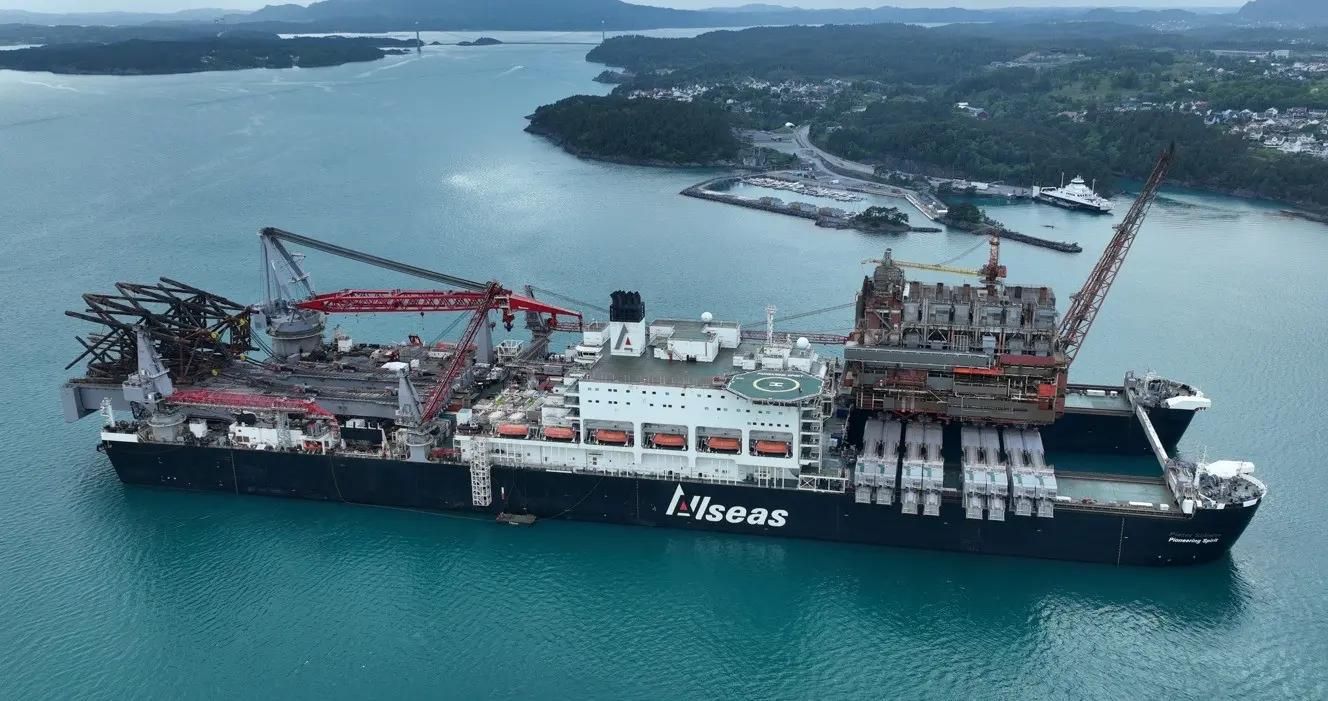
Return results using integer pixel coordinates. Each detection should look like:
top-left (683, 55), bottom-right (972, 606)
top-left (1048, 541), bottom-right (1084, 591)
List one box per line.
top-left (1037, 175), bottom-right (1113, 214)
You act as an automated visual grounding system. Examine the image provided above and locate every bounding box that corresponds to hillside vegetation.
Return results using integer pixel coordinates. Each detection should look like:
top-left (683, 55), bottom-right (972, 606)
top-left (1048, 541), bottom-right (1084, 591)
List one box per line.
top-left (526, 95), bottom-right (740, 166)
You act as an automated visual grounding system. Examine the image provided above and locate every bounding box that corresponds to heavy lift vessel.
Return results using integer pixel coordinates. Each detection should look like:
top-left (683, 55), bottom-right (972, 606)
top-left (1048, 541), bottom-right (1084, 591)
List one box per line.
top-left (62, 146), bottom-right (1265, 565)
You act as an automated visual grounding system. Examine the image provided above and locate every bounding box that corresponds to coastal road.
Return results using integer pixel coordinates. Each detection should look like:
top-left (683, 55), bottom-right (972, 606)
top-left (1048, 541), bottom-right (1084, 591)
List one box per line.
top-left (787, 126), bottom-right (948, 221)
top-left (791, 126), bottom-right (1032, 200)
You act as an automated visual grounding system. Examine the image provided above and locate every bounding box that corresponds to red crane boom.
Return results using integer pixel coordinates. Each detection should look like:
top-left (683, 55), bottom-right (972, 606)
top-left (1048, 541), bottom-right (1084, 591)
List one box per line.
top-left (295, 286), bottom-right (582, 426)
top-left (296, 288), bottom-right (580, 326)
top-left (419, 283), bottom-right (502, 424)
top-left (1057, 144), bottom-right (1175, 367)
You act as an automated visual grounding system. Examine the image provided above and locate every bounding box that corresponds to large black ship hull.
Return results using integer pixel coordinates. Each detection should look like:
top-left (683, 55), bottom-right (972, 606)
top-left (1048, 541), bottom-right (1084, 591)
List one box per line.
top-left (102, 441), bottom-right (1258, 567)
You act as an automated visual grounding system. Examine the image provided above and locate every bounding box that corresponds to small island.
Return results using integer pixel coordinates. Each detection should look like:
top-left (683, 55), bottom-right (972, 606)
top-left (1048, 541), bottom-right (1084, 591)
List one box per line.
top-left (850, 206), bottom-right (912, 233)
top-left (526, 95), bottom-right (741, 167)
top-left (937, 202), bottom-right (988, 231)
top-left (457, 37), bottom-right (503, 47)
top-left (0, 35), bottom-right (420, 76)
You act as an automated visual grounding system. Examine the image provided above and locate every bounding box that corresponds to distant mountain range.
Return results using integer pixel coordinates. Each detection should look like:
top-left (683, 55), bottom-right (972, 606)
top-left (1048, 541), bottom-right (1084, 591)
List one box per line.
top-left (241, 0), bottom-right (706, 29)
top-left (1, 0), bottom-right (1325, 34)
top-left (1239, 0), bottom-right (1328, 24)
top-left (0, 8), bottom-right (237, 25)
top-left (231, 0), bottom-right (1226, 31)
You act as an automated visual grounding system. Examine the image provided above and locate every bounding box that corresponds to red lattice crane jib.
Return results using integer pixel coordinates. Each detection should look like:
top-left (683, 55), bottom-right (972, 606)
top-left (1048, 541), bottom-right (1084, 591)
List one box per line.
top-left (1057, 143), bottom-right (1175, 367)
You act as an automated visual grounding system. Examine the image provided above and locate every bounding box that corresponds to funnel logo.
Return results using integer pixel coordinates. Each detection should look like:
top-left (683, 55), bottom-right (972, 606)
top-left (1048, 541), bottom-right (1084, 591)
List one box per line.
top-left (665, 484), bottom-right (787, 527)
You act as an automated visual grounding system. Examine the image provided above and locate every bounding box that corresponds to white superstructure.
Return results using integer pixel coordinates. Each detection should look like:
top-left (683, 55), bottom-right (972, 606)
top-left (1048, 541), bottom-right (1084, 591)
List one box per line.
top-left (1037, 175), bottom-right (1113, 213)
top-left (455, 292), bottom-right (838, 488)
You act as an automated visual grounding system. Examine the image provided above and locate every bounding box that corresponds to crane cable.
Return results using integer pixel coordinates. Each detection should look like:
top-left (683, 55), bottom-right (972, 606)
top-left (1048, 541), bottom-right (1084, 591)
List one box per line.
top-left (428, 313), bottom-right (468, 347)
top-left (528, 286), bottom-right (610, 315)
top-left (937, 238), bottom-right (988, 267)
top-left (742, 301), bottom-right (856, 328)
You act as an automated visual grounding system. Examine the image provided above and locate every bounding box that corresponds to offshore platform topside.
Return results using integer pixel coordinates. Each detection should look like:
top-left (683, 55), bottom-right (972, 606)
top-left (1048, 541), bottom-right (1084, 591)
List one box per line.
top-left (61, 148), bottom-right (1266, 566)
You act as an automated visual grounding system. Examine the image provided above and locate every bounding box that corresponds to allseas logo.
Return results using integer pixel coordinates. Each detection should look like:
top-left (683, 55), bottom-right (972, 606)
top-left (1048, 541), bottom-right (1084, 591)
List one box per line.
top-left (665, 485), bottom-right (787, 527)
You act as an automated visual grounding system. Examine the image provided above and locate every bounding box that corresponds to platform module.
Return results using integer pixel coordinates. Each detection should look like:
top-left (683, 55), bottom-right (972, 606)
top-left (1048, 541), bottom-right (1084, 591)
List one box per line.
top-left (855, 418), bottom-right (901, 505)
top-left (961, 426), bottom-right (1009, 521)
top-left (1004, 428), bottom-right (1058, 518)
top-left (901, 422), bottom-right (944, 516)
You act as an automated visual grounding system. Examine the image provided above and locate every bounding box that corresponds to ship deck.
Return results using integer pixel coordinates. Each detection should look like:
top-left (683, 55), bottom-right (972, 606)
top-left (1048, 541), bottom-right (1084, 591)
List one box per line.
top-left (1063, 389), bottom-right (1131, 414)
top-left (586, 346), bottom-right (746, 386)
top-left (1056, 474), bottom-right (1174, 508)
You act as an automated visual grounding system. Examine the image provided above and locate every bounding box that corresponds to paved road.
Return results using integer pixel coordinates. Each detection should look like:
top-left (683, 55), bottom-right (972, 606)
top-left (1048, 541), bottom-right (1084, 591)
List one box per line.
top-left (790, 126), bottom-right (1032, 199)
top-left (793, 126), bottom-right (874, 177)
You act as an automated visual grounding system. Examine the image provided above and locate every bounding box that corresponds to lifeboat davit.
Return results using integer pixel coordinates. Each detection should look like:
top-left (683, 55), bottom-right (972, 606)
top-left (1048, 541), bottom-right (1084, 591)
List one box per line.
top-left (543, 426), bottom-right (576, 442)
top-left (651, 433), bottom-right (686, 449)
top-left (754, 440), bottom-right (791, 456)
top-left (705, 436), bottom-right (741, 454)
top-left (594, 429), bottom-right (630, 445)
top-left (496, 423), bottom-right (530, 438)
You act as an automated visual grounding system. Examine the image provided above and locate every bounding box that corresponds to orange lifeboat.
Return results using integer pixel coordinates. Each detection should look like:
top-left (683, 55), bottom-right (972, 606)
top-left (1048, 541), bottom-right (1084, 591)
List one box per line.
top-left (594, 429), bottom-right (630, 445)
top-left (543, 426), bottom-right (576, 442)
top-left (651, 433), bottom-right (686, 449)
top-left (705, 436), bottom-right (741, 454)
top-left (754, 440), bottom-right (791, 456)
top-left (496, 423), bottom-right (530, 438)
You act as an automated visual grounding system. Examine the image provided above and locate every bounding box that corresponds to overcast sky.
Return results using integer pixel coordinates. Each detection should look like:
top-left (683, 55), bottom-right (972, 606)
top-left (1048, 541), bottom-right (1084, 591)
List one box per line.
top-left (6, 0), bottom-right (1249, 15)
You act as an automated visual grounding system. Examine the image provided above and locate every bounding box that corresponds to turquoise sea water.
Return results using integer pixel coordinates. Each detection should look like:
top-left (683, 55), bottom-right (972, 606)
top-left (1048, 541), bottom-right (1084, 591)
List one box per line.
top-left (2, 36), bottom-right (1327, 699)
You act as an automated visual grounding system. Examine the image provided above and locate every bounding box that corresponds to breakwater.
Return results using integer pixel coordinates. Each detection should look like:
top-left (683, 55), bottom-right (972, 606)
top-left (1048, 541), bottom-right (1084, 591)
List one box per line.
top-left (681, 177), bottom-right (939, 234)
top-left (942, 217), bottom-right (1082, 253)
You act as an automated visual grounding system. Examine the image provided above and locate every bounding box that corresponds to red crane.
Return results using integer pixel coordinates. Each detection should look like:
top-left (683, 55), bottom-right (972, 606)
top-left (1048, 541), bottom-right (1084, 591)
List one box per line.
top-left (421, 283), bottom-right (501, 424)
top-left (296, 288), bottom-right (580, 329)
top-left (1058, 144), bottom-right (1175, 367)
top-left (257, 228), bottom-right (582, 428)
top-left (295, 285), bottom-right (581, 426)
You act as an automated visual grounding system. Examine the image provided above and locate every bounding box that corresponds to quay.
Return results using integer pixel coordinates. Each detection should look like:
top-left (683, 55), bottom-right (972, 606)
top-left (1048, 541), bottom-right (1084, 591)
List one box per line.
top-left (680, 176), bottom-right (939, 234)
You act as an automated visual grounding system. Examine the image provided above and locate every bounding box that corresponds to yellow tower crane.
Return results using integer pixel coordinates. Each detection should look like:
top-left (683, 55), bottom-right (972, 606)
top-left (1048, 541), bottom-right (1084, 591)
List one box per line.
top-left (862, 234), bottom-right (1007, 286)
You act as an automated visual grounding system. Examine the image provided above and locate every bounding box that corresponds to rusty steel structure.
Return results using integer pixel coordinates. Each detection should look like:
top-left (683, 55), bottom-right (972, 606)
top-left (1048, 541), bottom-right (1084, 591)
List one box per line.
top-left (65, 278), bottom-right (253, 385)
top-left (846, 146), bottom-right (1177, 425)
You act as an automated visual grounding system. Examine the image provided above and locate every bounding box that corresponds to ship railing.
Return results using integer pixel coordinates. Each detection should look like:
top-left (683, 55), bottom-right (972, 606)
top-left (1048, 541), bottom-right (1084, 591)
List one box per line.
top-left (488, 454), bottom-right (806, 490)
top-left (581, 373), bottom-right (739, 389)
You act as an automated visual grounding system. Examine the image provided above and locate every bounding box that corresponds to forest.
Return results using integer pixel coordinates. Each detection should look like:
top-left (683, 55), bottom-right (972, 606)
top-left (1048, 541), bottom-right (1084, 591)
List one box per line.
top-left (0, 36), bottom-right (411, 75)
top-left (589, 24), bottom-right (1028, 85)
top-left (820, 102), bottom-right (1328, 207)
top-left (587, 23), bottom-right (1328, 208)
top-left (525, 96), bottom-right (740, 166)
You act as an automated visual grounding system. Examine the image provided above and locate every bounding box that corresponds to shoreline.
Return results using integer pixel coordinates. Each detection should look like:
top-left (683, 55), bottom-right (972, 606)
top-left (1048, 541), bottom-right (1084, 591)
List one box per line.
top-left (681, 176), bottom-right (940, 235)
top-left (524, 123), bottom-right (745, 169)
top-left (0, 36), bottom-right (418, 76)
